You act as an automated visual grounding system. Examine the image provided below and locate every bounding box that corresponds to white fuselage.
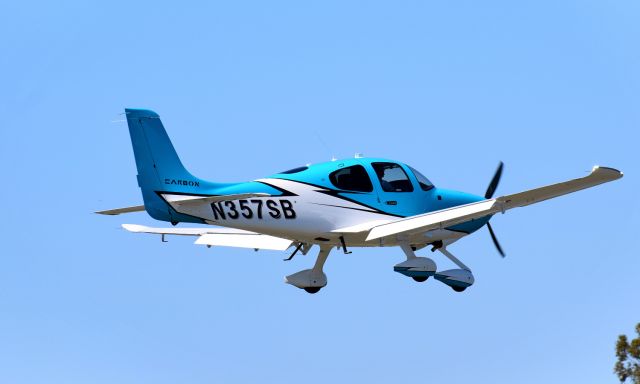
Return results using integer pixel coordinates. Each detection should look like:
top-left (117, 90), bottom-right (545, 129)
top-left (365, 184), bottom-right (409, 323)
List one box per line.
top-left (163, 178), bottom-right (467, 248)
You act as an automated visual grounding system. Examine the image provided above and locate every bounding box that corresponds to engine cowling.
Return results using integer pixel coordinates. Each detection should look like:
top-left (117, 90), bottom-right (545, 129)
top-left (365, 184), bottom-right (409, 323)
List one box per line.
top-left (434, 269), bottom-right (474, 292)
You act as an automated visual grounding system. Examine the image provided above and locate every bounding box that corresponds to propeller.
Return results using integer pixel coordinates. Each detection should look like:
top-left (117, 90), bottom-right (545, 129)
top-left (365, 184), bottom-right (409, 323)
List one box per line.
top-left (487, 222), bottom-right (505, 258)
top-left (484, 162), bottom-right (506, 257)
top-left (484, 161), bottom-right (503, 199)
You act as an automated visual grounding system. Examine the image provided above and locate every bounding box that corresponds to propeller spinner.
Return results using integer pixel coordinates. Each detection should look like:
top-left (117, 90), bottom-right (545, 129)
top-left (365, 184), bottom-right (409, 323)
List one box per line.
top-left (485, 162), bottom-right (506, 258)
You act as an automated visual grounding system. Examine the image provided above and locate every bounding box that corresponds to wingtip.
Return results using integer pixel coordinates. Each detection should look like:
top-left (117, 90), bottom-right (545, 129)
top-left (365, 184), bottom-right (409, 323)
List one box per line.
top-left (592, 165), bottom-right (623, 180)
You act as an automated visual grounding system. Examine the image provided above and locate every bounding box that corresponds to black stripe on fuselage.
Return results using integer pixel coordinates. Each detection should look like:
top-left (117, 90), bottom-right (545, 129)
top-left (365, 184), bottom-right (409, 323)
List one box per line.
top-left (266, 178), bottom-right (405, 218)
top-left (154, 191), bottom-right (208, 223)
top-left (309, 202), bottom-right (384, 214)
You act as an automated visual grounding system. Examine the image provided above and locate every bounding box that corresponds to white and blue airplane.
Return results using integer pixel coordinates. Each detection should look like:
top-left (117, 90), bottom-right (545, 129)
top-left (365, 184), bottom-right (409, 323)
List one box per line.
top-left (98, 108), bottom-right (623, 293)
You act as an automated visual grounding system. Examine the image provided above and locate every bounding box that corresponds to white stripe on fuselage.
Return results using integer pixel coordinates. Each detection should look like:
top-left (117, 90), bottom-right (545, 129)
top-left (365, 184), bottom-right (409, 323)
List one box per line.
top-left (161, 178), bottom-right (394, 241)
top-left (161, 178), bottom-right (468, 247)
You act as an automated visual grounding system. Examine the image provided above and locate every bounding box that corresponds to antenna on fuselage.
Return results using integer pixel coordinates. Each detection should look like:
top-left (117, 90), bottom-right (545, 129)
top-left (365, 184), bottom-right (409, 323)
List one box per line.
top-left (110, 112), bottom-right (126, 123)
top-left (314, 131), bottom-right (336, 162)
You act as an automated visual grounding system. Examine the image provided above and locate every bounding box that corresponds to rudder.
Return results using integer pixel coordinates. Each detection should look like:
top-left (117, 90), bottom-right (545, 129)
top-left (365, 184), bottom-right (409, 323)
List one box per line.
top-left (124, 108), bottom-right (221, 223)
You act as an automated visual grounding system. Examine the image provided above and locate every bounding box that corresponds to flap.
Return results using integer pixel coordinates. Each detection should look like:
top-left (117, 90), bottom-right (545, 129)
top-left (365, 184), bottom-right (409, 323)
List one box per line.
top-left (195, 233), bottom-right (293, 251)
top-left (122, 224), bottom-right (293, 251)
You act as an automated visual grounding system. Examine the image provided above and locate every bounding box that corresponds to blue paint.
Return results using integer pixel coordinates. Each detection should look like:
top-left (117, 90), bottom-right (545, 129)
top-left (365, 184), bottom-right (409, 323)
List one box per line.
top-left (393, 267), bottom-right (436, 278)
top-left (126, 108), bottom-right (491, 234)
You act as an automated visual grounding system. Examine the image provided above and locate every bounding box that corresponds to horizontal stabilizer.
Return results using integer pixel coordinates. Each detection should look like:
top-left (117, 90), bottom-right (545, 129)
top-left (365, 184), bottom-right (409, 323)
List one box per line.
top-left (366, 165), bottom-right (622, 241)
top-left (96, 205), bottom-right (146, 215)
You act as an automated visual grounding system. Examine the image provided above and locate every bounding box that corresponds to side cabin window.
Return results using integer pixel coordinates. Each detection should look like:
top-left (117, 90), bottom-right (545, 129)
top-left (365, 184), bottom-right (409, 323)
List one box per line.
top-left (329, 165), bottom-right (373, 192)
top-left (372, 162), bottom-right (414, 192)
top-left (279, 166), bottom-right (308, 174)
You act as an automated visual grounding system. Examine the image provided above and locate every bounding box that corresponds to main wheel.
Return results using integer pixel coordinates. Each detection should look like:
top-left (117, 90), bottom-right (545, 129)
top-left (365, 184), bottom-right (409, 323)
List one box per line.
top-left (451, 286), bottom-right (467, 292)
top-left (304, 287), bottom-right (322, 294)
top-left (412, 276), bottom-right (428, 283)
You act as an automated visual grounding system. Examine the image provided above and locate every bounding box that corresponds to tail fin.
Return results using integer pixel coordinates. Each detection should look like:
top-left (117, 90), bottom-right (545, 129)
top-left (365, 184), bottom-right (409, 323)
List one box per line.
top-left (125, 108), bottom-right (221, 223)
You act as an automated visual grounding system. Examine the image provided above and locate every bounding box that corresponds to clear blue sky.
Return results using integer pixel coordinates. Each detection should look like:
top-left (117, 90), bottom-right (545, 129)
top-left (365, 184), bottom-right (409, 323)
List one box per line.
top-left (1, 1), bottom-right (638, 383)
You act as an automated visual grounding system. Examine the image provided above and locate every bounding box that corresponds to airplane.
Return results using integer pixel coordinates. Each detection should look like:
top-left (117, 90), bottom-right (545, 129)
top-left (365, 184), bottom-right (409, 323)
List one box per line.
top-left (97, 108), bottom-right (624, 294)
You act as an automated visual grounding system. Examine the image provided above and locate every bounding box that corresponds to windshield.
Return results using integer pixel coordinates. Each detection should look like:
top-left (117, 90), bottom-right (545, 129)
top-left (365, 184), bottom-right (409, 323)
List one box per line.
top-left (372, 162), bottom-right (414, 192)
top-left (408, 166), bottom-right (435, 191)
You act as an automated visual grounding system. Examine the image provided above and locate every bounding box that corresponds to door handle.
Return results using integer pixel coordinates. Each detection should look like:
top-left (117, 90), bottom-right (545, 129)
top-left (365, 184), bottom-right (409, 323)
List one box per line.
top-left (385, 201), bottom-right (397, 206)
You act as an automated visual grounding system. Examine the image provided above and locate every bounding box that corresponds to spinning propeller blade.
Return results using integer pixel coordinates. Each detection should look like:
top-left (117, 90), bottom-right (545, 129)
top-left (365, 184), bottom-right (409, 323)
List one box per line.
top-left (485, 162), bottom-right (506, 257)
top-left (486, 222), bottom-right (505, 258)
top-left (485, 161), bottom-right (504, 199)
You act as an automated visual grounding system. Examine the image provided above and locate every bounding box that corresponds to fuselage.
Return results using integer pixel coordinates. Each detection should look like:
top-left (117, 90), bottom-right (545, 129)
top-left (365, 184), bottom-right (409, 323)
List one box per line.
top-left (155, 157), bottom-right (490, 247)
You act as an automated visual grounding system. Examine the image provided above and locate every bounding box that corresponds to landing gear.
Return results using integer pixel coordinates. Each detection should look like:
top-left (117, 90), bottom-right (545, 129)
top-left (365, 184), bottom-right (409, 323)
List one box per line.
top-left (393, 243), bottom-right (437, 282)
top-left (434, 248), bottom-right (475, 292)
top-left (393, 243), bottom-right (476, 291)
top-left (285, 245), bottom-right (332, 294)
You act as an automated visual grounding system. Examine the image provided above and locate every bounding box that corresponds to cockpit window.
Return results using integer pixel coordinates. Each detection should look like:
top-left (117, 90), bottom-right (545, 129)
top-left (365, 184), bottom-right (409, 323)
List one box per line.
top-left (280, 166), bottom-right (308, 174)
top-left (408, 166), bottom-right (435, 191)
top-left (329, 165), bottom-right (373, 192)
top-left (372, 162), bottom-right (414, 192)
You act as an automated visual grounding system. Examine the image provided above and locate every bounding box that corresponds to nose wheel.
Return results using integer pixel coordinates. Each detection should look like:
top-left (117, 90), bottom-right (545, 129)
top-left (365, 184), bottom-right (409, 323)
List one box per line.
top-left (434, 248), bottom-right (475, 292)
top-left (394, 243), bottom-right (475, 292)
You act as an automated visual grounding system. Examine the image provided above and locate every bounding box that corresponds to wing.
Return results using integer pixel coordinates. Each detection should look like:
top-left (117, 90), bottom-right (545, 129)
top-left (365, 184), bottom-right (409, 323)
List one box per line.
top-left (364, 165), bottom-right (622, 241)
top-left (122, 224), bottom-right (294, 251)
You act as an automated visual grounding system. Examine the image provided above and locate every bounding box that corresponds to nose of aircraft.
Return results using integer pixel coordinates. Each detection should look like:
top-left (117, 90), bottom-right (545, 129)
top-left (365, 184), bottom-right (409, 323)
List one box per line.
top-left (431, 162), bottom-right (505, 256)
top-left (434, 188), bottom-right (485, 207)
top-left (431, 188), bottom-right (490, 233)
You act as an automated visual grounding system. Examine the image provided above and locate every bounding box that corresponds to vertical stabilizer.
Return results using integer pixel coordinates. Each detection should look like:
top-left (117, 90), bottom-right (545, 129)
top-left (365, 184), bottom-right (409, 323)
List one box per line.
top-left (124, 108), bottom-right (222, 223)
